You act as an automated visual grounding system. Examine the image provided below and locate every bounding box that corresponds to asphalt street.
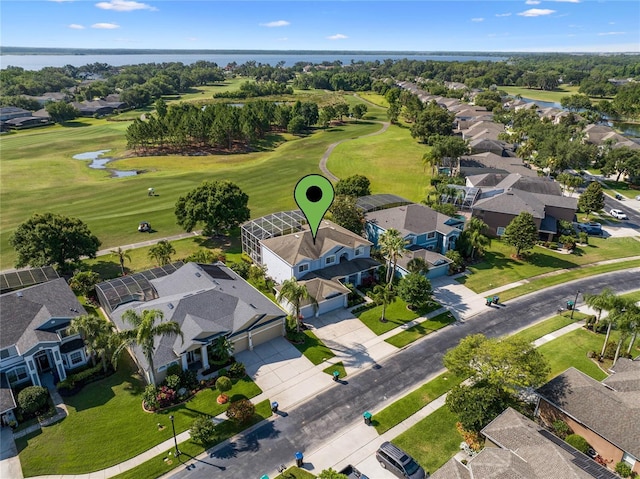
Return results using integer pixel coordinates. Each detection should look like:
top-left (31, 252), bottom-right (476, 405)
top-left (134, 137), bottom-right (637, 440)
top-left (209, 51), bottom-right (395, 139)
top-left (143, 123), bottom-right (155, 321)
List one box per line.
top-left (604, 195), bottom-right (640, 226)
top-left (169, 268), bottom-right (639, 479)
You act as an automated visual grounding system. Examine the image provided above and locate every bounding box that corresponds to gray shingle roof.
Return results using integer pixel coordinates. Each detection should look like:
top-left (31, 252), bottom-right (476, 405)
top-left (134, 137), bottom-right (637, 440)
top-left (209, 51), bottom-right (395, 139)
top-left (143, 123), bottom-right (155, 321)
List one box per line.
top-left (430, 457), bottom-right (471, 479)
top-left (0, 278), bottom-right (86, 353)
top-left (536, 367), bottom-right (640, 459)
top-left (0, 374), bottom-right (16, 414)
top-left (275, 277), bottom-right (350, 308)
top-left (365, 204), bottom-right (461, 237)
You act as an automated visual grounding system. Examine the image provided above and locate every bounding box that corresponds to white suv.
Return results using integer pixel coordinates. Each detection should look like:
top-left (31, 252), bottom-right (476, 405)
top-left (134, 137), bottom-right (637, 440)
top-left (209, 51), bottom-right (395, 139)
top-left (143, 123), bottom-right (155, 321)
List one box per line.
top-left (609, 209), bottom-right (628, 220)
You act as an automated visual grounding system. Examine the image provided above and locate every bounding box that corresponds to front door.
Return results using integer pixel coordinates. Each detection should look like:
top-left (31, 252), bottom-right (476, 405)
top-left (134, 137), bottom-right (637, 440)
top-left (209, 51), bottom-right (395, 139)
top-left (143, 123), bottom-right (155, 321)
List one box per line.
top-left (34, 351), bottom-right (51, 373)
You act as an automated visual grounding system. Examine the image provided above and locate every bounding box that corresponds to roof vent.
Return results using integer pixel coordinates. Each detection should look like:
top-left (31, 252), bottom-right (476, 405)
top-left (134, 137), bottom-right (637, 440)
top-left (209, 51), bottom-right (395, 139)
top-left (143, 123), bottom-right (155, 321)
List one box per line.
top-left (195, 272), bottom-right (201, 278)
top-left (294, 234), bottom-right (299, 238)
top-left (16, 291), bottom-right (23, 298)
top-left (249, 303), bottom-right (257, 309)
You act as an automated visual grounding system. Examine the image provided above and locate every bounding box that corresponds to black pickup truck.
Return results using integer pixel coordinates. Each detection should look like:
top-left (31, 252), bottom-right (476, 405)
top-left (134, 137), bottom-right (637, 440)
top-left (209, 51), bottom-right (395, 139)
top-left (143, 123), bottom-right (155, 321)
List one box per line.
top-left (339, 464), bottom-right (369, 479)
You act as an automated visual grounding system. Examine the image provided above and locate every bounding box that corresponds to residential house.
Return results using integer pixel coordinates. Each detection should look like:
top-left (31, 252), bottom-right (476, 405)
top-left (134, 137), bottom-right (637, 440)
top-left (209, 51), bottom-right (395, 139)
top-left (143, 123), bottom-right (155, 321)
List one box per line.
top-left (0, 278), bottom-right (89, 426)
top-left (0, 106), bottom-right (32, 121)
top-left (365, 203), bottom-right (464, 279)
top-left (459, 152), bottom-right (536, 178)
top-left (259, 221), bottom-right (378, 317)
top-left (98, 262), bottom-right (286, 385)
top-left (70, 99), bottom-right (127, 117)
top-left (469, 138), bottom-right (514, 156)
top-left (536, 365), bottom-right (640, 475)
top-left (460, 121), bottom-right (505, 142)
top-left (467, 173), bottom-right (577, 238)
top-left (431, 407), bottom-right (618, 479)
top-left (24, 92), bottom-right (70, 106)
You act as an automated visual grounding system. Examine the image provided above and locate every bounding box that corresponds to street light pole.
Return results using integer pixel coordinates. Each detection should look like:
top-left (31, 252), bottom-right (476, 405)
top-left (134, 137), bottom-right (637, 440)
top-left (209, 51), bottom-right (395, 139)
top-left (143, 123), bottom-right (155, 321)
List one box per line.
top-left (169, 415), bottom-right (180, 457)
top-left (570, 290), bottom-right (580, 320)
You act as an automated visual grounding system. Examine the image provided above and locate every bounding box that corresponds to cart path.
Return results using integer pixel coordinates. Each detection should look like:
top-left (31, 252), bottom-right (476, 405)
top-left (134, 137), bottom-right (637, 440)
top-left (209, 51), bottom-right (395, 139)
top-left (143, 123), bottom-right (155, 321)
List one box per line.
top-left (319, 120), bottom-right (390, 182)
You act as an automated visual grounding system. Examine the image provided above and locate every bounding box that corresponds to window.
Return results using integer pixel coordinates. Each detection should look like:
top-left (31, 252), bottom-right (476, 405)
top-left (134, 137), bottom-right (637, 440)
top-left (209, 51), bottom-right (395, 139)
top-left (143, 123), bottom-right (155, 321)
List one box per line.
top-left (0, 346), bottom-right (17, 360)
top-left (496, 226), bottom-right (506, 236)
top-left (622, 453), bottom-right (636, 468)
top-left (325, 256), bottom-right (336, 265)
top-left (427, 232), bottom-right (436, 239)
top-left (6, 366), bottom-right (28, 385)
top-left (69, 351), bottom-right (83, 365)
top-left (298, 263), bottom-right (309, 273)
top-left (355, 247), bottom-right (363, 256)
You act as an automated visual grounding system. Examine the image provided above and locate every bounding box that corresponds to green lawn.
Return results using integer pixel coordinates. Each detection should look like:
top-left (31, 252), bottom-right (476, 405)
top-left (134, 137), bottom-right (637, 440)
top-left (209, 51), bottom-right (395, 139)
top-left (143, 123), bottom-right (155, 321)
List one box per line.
top-left (601, 179), bottom-right (640, 199)
top-left (498, 259), bottom-right (640, 302)
top-left (356, 299), bottom-right (441, 335)
top-left (498, 85), bottom-right (610, 104)
top-left (385, 311), bottom-right (456, 348)
top-left (290, 330), bottom-right (335, 365)
top-left (323, 361), bottom-right (347, 379)
top-left (111, 399), bottom-right (272, 479)
top-left (512, 312), bottom-right (588, 345)
top-left (357, 92), bottom-right (390, 108)
top-left (392, 406), bottom-right (461, 476)
top-left (0, 110), bottom-right (381, 269)
top-left (275, 467), bottom-right (316, 479)
top-left (622, 290), bottom-right (640, 303)
top-left (374, 371), bottom-right (465, 435)
top-left (458, 238), bottom-right (640, 293)
top-left (16, 355), bottom-right (262, 476)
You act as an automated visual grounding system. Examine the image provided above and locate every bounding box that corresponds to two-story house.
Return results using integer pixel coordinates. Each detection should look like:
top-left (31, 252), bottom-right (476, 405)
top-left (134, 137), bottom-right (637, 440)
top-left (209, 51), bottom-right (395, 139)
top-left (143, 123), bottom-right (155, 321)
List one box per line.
top-left (0, 278), bottom-right (89, 426)
top-left (260, 220), bottom-right (379, 318)
top-left (365, 203), bottom-right (464, 279)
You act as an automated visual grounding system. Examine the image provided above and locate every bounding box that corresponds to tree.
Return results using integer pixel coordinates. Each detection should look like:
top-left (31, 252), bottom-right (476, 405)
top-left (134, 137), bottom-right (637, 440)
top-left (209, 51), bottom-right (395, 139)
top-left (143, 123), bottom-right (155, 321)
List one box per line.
top-left (410, 101), bottom-right (455, 143)
top-left (68, 314), bottom-right (116, 372)
top-left (601, 147), bottom-right (640, 182)
top-left (190, 416), bottom-right (217, 445)
top-left (446, 380), bottom-right (513, 433)
top-left (10, 212), bottom-right (101, 272)
top-left (335, 175), bottom-right (371, 197)
top-left (406, 257), bottom-right (429, 275)
top-left (446, 250), bottom-right (465, 274)
top-left (555, 173), bottom-right (583, 197)
top-left (584, 287), bottom-right (616, 329)
top-left (379, 228), bottom-right (406, 286)
top-left (351, 103), bottom-right (368, 122)
top-left (422, 135), bottom-right (469, 174)
top-left (462, 218), bottom-right (490, 260)
top-left (113, 309), bottom-right (183, 385)
top-left (329, 195), bottom-right (365, 235)
top-left (17, 386), bottom-right (49, 416)
top-left (111, 247), bottom-right (131, 276)
top-left (276, 278), bottom-right (317, 333)
top-left (397, 273), bottom-right (432, 310)
top-left (175, 180), bottom-right (250, 236)
top-left (210, 336), bottom-right (233, 365)
top-left (45, 101), bottom-right (79, 123)
top-left (560, 94), bottom-right (592, 112)
top-left (68, 270), bottom-right (101, 297)
top-left (215, 376), bottom-right (232, 402)
top-left (317, 469), bottom-right (349, 479)
top-left (578, 182), bottom-right (605, 217)
top-left (148, 240), bottom-right (176, 266)
top-left (503, 212), bottom-right (538, 258)
top-left (370, 284), bottom-right (397, 322)
top-left (226, 399), bottom-right (255, 423)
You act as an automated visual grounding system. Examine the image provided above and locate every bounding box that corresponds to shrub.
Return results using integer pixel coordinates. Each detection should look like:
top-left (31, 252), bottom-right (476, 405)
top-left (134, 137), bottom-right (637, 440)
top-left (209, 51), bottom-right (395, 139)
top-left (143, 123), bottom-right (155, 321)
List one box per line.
top-left (143, 384), bottom-right (159, 410)
top-left (603, 341), bottom-right (617, 360)
top-left (215, 376), bottom-right (232, 393)
top-left (18, 386), bottom-right (49, 416)
top-left (156, 386), bottom-right (177, 408)
top-left (180, 369), bottom-right (198, 390)
top-left (166, 364), bottom-right (182, 377)
top-left (565, 434), bottom-right (589, 454)
top-left (587, 350), bottom-right (597, 359)
top-left (578, 232), bottom-right (588, 244)
top-left (190, 416), bottom-right (217, 445)
top-left (552, 420), bottom-right (571, 439)
top-left (229, 362), bottom-right (246, 378)
top-left (165, 374), bottom-right (181, 390)
top-left (217, 368), bottom-right (228, 378)
top-left (226, 399), bottom-right (255, 423)
top-left (615, 462), bottom-right (632, 478)
top-left (559, 235), bottom-right (576, 250)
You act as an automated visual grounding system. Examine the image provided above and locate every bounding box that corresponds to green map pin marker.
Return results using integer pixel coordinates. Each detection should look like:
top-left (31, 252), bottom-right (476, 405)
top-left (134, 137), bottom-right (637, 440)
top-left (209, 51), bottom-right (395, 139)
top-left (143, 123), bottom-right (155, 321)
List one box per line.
top-left (294, 174), bottom-right (335, 244)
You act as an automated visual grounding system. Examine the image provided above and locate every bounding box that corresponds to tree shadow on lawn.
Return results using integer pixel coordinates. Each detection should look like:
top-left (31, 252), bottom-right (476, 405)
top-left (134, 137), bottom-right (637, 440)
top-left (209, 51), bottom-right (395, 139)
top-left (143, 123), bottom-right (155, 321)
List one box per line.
top-left (62, 121), bottom-right (93, 128)
top-left (87, 259), bottom-right (123, 280)
top-left (194, 234), bottom-right (241, 253)
top-left (14, 428), bottom-right (43, 453)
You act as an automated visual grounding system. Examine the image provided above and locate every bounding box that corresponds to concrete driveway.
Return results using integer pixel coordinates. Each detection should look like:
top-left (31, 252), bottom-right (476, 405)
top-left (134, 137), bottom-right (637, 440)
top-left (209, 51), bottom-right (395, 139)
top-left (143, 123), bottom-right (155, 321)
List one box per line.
top-left (0, 427), bottom-right (23, 479)
top-left (431, 275), bottom-right (489, 320)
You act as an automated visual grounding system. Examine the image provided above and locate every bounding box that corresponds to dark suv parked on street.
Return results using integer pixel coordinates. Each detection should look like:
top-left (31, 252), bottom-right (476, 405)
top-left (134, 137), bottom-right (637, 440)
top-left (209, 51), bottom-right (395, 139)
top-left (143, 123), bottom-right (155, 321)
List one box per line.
top-left (376, 441), bottom-right (427, 479)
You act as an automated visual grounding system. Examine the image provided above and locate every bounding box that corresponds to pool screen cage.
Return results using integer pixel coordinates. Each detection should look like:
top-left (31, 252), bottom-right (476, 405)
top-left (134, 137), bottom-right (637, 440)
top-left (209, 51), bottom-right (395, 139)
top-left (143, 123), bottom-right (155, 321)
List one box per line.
top-left (356, 194), bottom-right (413, 213)
top-left (241, 210), bottom-right (308, 264)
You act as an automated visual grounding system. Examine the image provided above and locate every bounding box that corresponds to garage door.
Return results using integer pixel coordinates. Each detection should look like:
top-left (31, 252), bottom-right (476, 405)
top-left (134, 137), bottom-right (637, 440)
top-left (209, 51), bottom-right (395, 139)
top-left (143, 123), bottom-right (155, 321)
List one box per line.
top-left (232, 334), bottom-right (249, 354)
top-left (250, 320), bottom-right (284, 349)
top-left (303, 293), bottom-right (346, 317)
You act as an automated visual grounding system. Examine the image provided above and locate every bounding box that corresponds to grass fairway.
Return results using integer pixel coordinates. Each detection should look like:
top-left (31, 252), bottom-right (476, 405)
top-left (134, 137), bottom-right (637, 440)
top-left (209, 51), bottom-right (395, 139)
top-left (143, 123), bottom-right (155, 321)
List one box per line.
top-left (458, 238), bottom-right (640, 293)
top-left (0, 116), bottom-right (381, 269)
top-left (499, 85), bottom-right (609, 103)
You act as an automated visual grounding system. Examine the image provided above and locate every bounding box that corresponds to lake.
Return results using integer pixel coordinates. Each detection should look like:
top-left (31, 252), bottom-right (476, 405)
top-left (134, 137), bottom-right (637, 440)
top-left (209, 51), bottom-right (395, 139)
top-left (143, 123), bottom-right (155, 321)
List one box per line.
top-left (0, 53), bottom-right (507, 70)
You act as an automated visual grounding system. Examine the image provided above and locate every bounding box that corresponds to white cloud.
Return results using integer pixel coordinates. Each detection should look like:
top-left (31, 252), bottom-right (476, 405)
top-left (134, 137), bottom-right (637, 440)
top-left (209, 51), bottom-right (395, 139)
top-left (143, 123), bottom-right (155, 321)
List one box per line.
top-left (525, 0), bottom-right (541, 4)
top-left (277, 37), bottom-right (289, 41)
top-left (609, 22), bottom-right (615, 25)
top-left (598, 31), bottom-right (626, 36)
top-left (68, 24), bottom-right (85, 29)
top-left (518, 8), bottom-right (556, 16)
top-left (327, 33), bottom-right (348, 40)
top-left (92, 22), bottom-right (120, 29)
top-left (471, 17), bottom-right (484, 22)
top-left (495, 13), bottom-right (512, 17)
top-left (187, 37), bottom-right (197, 41)
top-left (259, 20), bottom-right (290, 27)
top-left (95, 0), bottom-right (156, 12)
top-left (551, 0), bottom-right (580, 2)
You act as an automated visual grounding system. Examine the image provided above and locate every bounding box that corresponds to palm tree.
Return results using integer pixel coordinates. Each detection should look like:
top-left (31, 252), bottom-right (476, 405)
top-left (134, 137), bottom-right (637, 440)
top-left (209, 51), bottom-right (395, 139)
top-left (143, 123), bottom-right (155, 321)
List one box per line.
top-left (379, 228), bottom-right (406, 287)
top-left (148, 240), bottom-right (176, 266)
top-left (371, 284), bottom-right (397, 322)
top-left (626, 303), bottom-right (639, 355)
top-left (68, 315), bottom-right (116, 373)
top-left (209, 336), bottom-right (234, 365)
top-left (407, 257), bottom-right (429, 275)
top-left (113, 309), bottom-right (183, 385)
top-left (111, 247), bottom-right (131, 276)
top-left (600, 294), bottom-right (626, 358)
top-left (584, 288), bottom-right (616, 329)
top-left (612, 302), bottom-right (639, 365)
top-left (465, 218), bottom-right (490, 260)
top-left (276, 278), bottom-right (318, 333)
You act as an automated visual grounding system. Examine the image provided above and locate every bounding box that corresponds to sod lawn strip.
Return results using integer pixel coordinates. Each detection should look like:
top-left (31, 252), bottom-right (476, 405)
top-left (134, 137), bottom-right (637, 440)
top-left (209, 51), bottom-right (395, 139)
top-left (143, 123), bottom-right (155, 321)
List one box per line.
top-left (16, 355), bottom-right (262, 476)
top-left (601, 180), bottom-right (639, 200)
top-left (275, 467), bottom-right (317, 479)
top-left (497, 259), bottom-right (640, 302)
top-left (357, 299), bottom-right (441, 335)
top-left (323, 361), bottom-right (347, 379)
top-left (457, 238), bottom-right (640, 294)
top-left (111, 399), bottom-right (273, 479)
top-left (290, 330), bottom-right (335, 365)
top-left (392, 406), bottom-right (461, 476)
top-left (511, 312), bottom-right (589, 345)
top-left (374, 371), bottom-right (465, 435)
top-left (385, 311), bottom-right (456, 348)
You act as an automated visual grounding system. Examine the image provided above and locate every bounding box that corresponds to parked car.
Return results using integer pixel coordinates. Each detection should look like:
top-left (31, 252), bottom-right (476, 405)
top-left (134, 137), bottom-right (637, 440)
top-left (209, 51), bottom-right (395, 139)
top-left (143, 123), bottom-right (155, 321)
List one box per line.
top-left (614, 193), bottom-right (623, 200)
top-left (376, 442), bottom-right (427, 479)
top-left (635, 195), bottom-right (640, 201)
top-left (609, 209), bottom-right (628, 220)
top-left (577, 222), bottom-right (603, 236)
top-left (339, 464), bottom-right (369, 479)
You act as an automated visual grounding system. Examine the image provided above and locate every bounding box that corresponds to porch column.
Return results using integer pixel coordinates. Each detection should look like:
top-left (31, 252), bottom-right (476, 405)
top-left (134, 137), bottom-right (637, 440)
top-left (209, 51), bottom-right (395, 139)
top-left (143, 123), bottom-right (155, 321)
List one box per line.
top-left (181, 354), bottom-right (188, 372)
top-left (51, 346), bottom-right (66, 381)
top-left (25, 357), bottom-right (40, 386)
top-left (201, 345), bottom-right (209, 370)
top-left (248, 331), bottom-right (254, 351)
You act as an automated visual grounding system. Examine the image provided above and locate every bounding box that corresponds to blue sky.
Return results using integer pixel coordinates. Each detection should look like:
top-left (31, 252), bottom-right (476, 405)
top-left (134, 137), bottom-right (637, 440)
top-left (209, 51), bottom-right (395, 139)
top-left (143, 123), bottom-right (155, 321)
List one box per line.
top-left (1, 1), bottom-right (639, 52)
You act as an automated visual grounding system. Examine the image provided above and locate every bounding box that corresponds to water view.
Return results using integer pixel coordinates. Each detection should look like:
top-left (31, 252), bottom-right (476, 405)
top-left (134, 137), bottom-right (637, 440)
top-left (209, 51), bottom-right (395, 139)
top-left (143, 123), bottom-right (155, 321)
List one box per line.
top-left (73, 150), bottom-right (138, 177)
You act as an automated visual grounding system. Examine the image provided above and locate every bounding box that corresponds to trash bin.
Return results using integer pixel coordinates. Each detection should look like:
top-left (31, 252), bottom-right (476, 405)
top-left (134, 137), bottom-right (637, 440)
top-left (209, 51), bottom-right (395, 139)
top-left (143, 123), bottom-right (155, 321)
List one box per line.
top-left (271, 401), bottom-right (279, 413)
top-left (295, 451), bottom-right (304, 467)
top-left (486, 297), bottom-right (493, 306)
top-left (493, 296), bottom-right (499, 304)
top-left (566, 300), bottom-right (574, 310)
top-left (363, 411), bottom-right (372, 426)
top-left (333, 370), bottom-right (340, 381)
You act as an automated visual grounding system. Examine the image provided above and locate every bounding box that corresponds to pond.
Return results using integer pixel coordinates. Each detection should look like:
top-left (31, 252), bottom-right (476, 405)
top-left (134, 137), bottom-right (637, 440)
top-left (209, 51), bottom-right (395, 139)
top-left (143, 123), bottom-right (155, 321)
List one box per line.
top-left (73, 149), bottom-right (138, 177)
